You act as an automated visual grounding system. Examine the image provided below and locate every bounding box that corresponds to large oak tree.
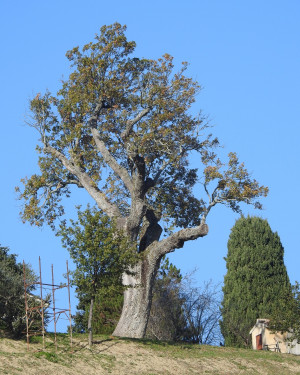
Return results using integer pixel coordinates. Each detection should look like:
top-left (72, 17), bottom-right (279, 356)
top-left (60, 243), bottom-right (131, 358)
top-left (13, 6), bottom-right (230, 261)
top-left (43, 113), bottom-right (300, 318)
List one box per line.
top-left (18, 23), bottom-right (268, 338)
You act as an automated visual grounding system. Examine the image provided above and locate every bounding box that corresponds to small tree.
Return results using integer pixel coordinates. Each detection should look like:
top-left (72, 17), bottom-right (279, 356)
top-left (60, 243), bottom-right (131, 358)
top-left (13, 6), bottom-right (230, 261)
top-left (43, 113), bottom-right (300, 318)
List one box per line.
top-left (181, 280), bottom-right (222, 345)
top-left (220, 216), bottom-right (292, 347)
top-left (146, 258), bottom-right (186, 341)
top-left (147, 262), bottom-right (222, 344)
top-left (73, 285), bottom-right (123, 335)
top-left (0, 245), bottom-right (37, 337)
top-left (58, 205), bottom-right (135, 346)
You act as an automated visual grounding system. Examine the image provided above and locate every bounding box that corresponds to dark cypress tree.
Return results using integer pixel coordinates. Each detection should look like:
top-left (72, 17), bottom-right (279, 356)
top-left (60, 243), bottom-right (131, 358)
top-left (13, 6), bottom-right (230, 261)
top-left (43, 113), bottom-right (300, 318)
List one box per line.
top-left (220, 216), bottom-right (291, 347)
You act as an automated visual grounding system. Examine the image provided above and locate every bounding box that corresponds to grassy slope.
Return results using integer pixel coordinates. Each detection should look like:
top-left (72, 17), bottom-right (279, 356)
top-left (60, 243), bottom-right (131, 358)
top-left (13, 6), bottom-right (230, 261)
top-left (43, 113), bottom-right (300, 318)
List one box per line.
top-left (0, 334), bottom-right (300, 375)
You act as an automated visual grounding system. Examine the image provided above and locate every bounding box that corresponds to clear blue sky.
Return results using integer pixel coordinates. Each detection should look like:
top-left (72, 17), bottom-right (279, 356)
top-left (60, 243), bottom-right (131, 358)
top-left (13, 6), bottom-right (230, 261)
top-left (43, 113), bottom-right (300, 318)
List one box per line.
top-left (1, 1), bottom-right (299, 332)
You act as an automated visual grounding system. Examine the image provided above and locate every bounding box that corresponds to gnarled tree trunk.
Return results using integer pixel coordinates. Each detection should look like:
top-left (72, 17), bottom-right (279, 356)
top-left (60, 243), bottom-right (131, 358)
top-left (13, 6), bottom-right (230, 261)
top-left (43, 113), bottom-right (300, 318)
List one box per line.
top-left (113, 251), bottom-right (162, 338)
top-left (113, 223), bottom-right (209, 338)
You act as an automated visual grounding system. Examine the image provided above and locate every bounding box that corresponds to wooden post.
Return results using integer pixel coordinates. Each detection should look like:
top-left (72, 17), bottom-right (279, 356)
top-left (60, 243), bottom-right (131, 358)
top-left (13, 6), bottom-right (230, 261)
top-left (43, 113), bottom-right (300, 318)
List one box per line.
top-left (23, 261), bottom-right (30, 351)
top-left (52, 264), bottom-right (57, 351)
top-left (88, 297), bottom-right (94, 348)
top-left (66, 260), bottom-right (73, 350)
top-left (39, 257), bottom-right (45, 350)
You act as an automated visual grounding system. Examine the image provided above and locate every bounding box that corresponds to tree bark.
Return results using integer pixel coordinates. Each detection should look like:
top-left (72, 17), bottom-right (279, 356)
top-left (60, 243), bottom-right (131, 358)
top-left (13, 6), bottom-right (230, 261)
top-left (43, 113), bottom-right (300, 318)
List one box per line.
top-left (112, 252), bottom-right (161, 338)
top-left (88, 297), bottom-right (94, 347)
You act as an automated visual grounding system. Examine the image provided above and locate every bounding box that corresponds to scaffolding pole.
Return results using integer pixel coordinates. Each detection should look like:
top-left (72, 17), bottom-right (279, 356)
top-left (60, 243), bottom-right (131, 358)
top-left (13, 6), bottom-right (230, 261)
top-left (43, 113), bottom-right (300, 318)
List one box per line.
top-left (23, 258), bottom-right (73, 352)
top-left (66, 260), bottom-right (73, 349)
top-left (23, 261), bottom-right (30, 351)
top-left (39, 257), bottom-right (45, 349)
top-left (51, 264), bottom-right (57, 351)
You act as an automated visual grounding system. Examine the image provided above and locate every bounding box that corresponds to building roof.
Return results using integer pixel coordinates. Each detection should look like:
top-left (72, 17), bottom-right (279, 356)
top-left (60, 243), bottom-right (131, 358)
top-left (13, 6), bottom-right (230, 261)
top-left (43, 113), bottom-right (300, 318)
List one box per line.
top-left (249, 319), bottom-right (270, 334)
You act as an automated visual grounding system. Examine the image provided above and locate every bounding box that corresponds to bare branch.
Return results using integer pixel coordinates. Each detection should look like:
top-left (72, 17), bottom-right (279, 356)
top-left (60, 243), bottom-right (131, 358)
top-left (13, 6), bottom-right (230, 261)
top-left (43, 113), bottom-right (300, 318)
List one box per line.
top-left (44, 145), bottom-right (122, 219)
top-left (121, 107), bottom-right (151, 141)
top-left (203, 183), bottom-right (211, 202)
top-left (90, 127), bottom-right (134, 194)
top-left (41, 178), bottom-right (83, 207)
top-left (87, 103), bottom-right (134, 194)
top-left (64, 178), bottom-right (84, 188)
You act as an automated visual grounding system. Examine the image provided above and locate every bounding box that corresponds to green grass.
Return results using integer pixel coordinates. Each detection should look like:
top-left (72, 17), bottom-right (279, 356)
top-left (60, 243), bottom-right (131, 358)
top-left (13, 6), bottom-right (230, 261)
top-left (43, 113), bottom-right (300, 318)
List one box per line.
top-left (34, 351), bottom-right (60, 363)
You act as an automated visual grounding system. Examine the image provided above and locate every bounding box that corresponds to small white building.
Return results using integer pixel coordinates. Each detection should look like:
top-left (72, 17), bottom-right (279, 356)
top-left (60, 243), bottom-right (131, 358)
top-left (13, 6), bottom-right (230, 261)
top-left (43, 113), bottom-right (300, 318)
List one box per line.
top-left (249, 319), bottom-right (300, 355)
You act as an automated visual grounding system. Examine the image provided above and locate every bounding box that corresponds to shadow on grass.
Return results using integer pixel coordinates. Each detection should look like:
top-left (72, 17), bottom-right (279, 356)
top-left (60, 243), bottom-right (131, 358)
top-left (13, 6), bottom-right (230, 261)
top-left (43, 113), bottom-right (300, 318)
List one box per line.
top-left (113, 336), bottom-right (202, 351)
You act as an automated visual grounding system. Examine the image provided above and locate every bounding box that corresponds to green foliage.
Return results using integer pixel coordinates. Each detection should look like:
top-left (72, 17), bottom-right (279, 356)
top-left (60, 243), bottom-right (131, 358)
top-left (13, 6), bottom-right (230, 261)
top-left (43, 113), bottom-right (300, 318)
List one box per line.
top-left (91, 287), bottom-right (124, 335)
top-left (220, 216), bottom-right (292, 347)
top-left (270, 281), bottom-right (300, 342)
top-left (73, 285), bottom-right (123, 335)
top-left (58, 205), bottom-right (136, 297)
top-left (57, 205), bottom-right (136, 334)
top-left (202, 152), bottom-right (268, 213)
top-left (0, 245), bottom-right (37, 337)
top-left (17, 23), bottom-right (268, 233)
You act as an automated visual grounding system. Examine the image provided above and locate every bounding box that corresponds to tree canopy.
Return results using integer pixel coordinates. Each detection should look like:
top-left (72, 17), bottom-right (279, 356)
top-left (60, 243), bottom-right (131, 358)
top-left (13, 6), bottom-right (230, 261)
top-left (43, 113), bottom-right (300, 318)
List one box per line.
top-left (18, 23), bottom-right (267, 234)
top-left (220, 216), bottom-right (292, 347)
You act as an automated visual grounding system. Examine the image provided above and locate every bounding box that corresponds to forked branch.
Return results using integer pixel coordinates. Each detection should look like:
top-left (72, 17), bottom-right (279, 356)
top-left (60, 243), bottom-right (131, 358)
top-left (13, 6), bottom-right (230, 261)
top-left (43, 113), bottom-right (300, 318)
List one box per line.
top-left (44, 145), bottom-right (121, 218)
top-left (121, 107), bottom-right (151, 142)
top-left (88, 103), bottom-right (134, 194)
top-left (152, 223), bottom-right (209, 258)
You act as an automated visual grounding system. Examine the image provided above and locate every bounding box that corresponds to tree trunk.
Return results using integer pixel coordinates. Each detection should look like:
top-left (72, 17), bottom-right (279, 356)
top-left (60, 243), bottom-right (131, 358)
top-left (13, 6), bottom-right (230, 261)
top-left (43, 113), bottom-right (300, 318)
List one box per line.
top-left (112, 253), bottom-right (160, 338)
top-left (88, 297), bottom-right (94, 347)
top-left (112, 222), bottom-right (209, 338)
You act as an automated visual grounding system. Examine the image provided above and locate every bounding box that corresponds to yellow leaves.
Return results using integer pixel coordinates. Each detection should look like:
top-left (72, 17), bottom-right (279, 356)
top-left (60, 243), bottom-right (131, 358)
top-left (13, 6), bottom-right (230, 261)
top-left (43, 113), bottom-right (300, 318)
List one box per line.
top-left (241, 184), bottom-right (256, 198)
top-left (162, 53), bottom-right (173, 61)
top-left (228, 152), bottom-right (238, 166)
top-left (202, 152), bottom-right (268, 212)
top-left (241, 182), bottom-right (269, 200)
top-left (83, 42), bottom-right (93, 52)
top-left (204, 166), bottom-right (223, 182)
top-left (22, 197), bottom-right (41, 224)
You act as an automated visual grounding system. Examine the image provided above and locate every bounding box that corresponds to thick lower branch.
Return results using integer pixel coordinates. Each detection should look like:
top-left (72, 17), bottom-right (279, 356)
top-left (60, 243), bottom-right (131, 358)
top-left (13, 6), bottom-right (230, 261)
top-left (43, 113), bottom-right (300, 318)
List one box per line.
top-left (152, 223), bottom-right (209, 258)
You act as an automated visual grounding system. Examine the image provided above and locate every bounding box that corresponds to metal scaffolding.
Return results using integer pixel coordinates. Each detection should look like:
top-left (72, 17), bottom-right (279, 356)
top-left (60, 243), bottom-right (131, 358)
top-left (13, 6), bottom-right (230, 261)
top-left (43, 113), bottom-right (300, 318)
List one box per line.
top-left (23, 257), bottom-right (73, 351)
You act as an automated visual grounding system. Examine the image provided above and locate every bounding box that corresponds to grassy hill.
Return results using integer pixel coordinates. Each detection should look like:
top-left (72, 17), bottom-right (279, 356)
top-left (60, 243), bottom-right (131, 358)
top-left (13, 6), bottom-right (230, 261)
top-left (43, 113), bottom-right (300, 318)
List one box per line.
top-left (1, 334), bottom-right (300, 375)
